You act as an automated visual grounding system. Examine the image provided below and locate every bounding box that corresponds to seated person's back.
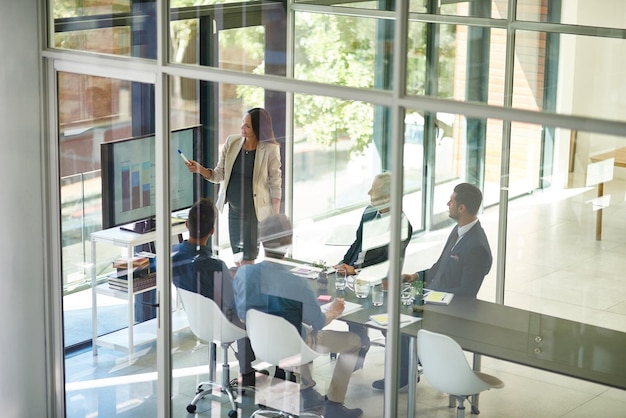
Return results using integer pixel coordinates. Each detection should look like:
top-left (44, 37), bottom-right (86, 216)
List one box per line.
top-left (172, 242), bottom-right (238, 324)
top-left (234, 260), bottom-right (317, 335)
top-left (171, 197), bottom-right (255, 385)
top-left (233, 214), bottom-right (364, 418)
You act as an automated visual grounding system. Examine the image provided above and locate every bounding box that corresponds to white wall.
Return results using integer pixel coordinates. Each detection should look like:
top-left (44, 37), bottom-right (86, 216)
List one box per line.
top-left (0, 1), bottom-right (49, 417)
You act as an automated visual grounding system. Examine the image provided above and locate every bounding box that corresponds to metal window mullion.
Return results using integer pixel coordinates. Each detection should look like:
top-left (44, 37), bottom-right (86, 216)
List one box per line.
top-left (493, 0), bottom-right (518, 306)
top-left (384, 0), bottom-right (408, 416)
top-left (155, 0), bottom-right (172, 417)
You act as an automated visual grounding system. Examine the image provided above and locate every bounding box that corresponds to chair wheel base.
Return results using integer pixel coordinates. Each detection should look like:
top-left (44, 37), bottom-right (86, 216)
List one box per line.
top-left (228, 409), bottom-right (238, 417)
top-left (186, 404), bottom-right (196, 413)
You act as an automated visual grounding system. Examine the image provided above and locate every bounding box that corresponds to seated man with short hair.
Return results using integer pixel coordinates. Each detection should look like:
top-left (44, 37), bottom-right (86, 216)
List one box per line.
top-left (172, 197), bottom-right (256, 387)
top-left (234, 214), bottom-right (363, 418)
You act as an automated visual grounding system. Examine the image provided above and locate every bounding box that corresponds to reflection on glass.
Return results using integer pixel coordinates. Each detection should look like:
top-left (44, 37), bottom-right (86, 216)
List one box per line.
top-left (517, 0), bottom-right (626, 29)
top-left (294, 0), bottom-right (396, 11)
top-left (503, 129), bottom-right (626, 335)
top-left (406, 23), bottom-right (506, 105)
top-left (170, 76), bottom-right (199, 131)
top-left (169, 2), bottom-right (284, 73)
top-left (294, 12), bottom-right (389, 90)
top-left (446, 0), bottom-right (507, 19)
top-left (61, 72), bottom-right (159, 416)
top-left (292, 95), bottom-right (374, 224)
top-left (514, 31), bottom-right (626, 123)
top-left (53, 0), bottom-right (130, 19)
top-left (53, 1), bottom-right (155, 57)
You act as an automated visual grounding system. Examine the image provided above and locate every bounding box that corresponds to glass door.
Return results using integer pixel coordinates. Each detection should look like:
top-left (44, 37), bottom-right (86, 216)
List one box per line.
top-left (59, 64), bottom-right (166, 416)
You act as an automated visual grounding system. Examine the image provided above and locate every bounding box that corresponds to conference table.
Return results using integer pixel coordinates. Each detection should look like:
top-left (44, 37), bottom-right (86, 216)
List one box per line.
top-left (304, 265), bottom-right (626, 417)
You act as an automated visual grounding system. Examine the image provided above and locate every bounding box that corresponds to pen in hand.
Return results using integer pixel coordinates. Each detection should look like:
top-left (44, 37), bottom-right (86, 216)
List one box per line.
top-left (178, 149), bottom-right (190, 163)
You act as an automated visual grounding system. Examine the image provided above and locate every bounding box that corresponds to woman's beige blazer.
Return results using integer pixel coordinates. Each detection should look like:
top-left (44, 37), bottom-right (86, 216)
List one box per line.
top-left (205, 134), bottom-right (282, 222)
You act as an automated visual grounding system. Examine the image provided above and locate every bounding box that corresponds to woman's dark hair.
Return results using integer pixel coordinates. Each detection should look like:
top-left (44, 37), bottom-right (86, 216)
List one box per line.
top-left (247, 107), bottom-right (277, 143)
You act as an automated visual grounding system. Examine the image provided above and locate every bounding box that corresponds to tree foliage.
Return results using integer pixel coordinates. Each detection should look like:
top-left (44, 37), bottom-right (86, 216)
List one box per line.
top-left (54, 1), bottom-right (457, 156)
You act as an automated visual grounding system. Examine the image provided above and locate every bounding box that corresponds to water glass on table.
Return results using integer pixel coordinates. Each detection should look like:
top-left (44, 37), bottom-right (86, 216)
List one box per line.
top-left (354, 278), bottom-right (370, 299)
top-left (335, 271), bottom-right (347, 291)
top-left (371, 284), bottom-right (384, 306)
top-left (401, 284), bottom-right (414, 305)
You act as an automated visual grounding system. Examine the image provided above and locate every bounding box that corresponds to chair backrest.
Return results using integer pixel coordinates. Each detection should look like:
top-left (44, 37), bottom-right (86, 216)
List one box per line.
top-left (246, 309), bottom-right (321, 370)
top-left (178, 287), bottom-right (247, 345)
top-left (417, 329), bottom-right (493, 396)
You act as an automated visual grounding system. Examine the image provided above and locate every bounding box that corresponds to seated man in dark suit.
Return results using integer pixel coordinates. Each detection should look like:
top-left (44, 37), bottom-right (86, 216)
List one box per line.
top-left (334, 172), bottom-right (413, 372)
top-left (172, 198), bottom-right (256, 387)
top-left (372, 182), bottom-right (493, 390)
top-left (335, 172), bottom-right (413, 275)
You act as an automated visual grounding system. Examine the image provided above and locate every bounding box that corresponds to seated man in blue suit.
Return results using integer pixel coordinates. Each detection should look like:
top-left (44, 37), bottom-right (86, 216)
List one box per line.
top-left (372, 182), bottom-right (493, 390)
top-left (234, 214), bottom-right (363, 418)
top-left (172, 198), bottom-right (257, 387)
top-left (334, 172), bottom-right (414, 373)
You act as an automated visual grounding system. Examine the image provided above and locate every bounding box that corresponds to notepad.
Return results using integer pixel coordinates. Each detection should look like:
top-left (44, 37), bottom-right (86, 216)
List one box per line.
top-left (320, 300), bottom-right (363, 317)
top-left (423, 290), bottom-right (454, 305)
top-left (367, 313), bottom-right (422, 328)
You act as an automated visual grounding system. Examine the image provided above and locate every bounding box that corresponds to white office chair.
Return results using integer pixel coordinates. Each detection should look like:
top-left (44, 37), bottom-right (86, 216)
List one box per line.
top-left (178, 288), bottom-right (248, 417)
top-left (245, 309), bottom-right (324, 418)
top-left (417, 329), bottom-right (504, 418)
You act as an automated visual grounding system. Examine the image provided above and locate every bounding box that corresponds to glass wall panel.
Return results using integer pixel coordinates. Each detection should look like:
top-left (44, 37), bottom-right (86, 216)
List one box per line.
top-left (518, 0), bottom-right (626, 30)
top-left (482, 118), bottom-right (503, 206)
top-left (504, 126), bottom-right (626, 334)
top-left (508, 122), bottom-right (542, 196)
top-left (61, 72), bottom-right (161, 417)
top-left (170, 76), bottom-right (200, 130)
top-left (169, 1), bottom-right (286, 76)
top-left (424, 112), bottom-right (503, 223)
top-left (425, 0), bottom-right (508, 20)
top-left (513, 30), bottom-right (626, 124)
top-left (296, 0), bottom-right (508, 16)
top-left (53, 1), bottom-right (154, 58)
top-left (291, 95), bottom-right (379, 263)
top-left (60, 73), bottom-right (132, 303)
top-left (407, 23), bottom-right (507, 106)
top-left (53, 0), bottom-right (131, 17)
top-left (293, 12), bottom-right (392, 90)
top-left (293, 0), bottom-right (392, 11)
top-left (50, 0), bottom-right (626, 414)
top-left (167, 76), bottom-right (288, 260)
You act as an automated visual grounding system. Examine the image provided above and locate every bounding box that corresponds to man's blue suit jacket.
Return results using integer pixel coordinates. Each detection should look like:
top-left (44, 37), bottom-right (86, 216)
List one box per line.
top-left (421, 220), bottom-right (492, 298)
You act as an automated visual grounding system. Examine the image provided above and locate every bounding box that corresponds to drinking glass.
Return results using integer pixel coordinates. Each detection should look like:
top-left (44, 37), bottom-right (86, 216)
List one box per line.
top-left (401, 284), bottom-right (414, 305)
top-left (354, 279), bottom-right (370, 299)
top-left (371, 284), bottom-right (384, 306)
top-left (335, 271), bottom-right (347, 291)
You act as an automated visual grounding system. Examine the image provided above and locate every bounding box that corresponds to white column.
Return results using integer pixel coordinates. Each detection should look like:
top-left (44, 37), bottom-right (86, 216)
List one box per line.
top-left (0, 1), bottom-right (49, 417)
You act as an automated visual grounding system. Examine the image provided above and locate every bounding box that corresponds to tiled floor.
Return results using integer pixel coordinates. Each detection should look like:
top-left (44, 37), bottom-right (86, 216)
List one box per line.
top-left (65, 179), bottom-right (626, 417)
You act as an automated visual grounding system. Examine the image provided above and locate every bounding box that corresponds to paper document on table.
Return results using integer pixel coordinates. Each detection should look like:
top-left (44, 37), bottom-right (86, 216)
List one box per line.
top-left (357, 261), bottom-right (389, 284)
top-left (423, 290), bottom-right (454, 305)
top-left (320, 300), bottom-right (363, 318)
top-left (290, 264), bottom-right (322, 279)
top-left (367, 313), bottom-right (422, 328)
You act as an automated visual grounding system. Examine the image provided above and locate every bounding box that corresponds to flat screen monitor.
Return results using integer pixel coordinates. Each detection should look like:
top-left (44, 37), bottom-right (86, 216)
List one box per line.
top-left (101, 126), bottom-right (202, 231)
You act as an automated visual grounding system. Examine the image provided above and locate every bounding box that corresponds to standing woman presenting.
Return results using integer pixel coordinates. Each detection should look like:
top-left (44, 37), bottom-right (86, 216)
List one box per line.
top-left (185, 108), bottom-right (282, 264)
